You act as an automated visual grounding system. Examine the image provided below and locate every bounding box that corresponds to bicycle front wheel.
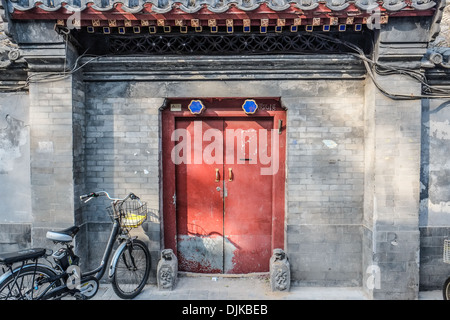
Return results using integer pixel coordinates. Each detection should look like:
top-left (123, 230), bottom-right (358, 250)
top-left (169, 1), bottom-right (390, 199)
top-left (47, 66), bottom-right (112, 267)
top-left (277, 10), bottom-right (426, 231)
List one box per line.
top-left (0, 265), bottom-right (61, 300)
top-left (111, 239), bottom-right (151, 299)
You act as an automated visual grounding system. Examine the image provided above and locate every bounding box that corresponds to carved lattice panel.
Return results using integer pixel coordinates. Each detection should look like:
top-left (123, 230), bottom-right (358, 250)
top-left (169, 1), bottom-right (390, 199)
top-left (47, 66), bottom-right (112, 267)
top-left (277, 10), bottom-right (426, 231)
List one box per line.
top-left (108, 32), bottom-right (348, 55)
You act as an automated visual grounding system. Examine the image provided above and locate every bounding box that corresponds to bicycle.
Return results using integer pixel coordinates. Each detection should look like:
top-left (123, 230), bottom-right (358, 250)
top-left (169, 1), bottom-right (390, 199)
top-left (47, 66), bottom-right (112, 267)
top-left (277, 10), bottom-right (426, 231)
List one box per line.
top-left (0, 191), bottom-right (151, 300)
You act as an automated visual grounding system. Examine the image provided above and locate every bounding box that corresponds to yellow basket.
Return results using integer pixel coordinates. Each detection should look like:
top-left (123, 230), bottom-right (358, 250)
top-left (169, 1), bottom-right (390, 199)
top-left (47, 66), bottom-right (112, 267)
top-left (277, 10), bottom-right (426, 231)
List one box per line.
top-left (121, 212), bottom-right (147, 228)
top-left (108, 200), bottom-right (148, 229)
top-left (444, 239), bottom-right (450, 264)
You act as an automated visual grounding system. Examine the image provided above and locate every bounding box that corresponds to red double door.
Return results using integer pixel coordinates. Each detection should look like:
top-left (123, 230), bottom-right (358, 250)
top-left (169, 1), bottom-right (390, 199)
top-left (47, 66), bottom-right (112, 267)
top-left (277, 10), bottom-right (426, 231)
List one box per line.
top-left (175, 118), bottom-right (276, 274)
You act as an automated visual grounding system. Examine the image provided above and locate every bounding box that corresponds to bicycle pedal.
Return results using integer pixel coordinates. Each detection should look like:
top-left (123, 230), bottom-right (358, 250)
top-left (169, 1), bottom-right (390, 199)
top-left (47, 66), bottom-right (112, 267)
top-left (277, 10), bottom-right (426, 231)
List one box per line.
top-left (73, 292), bottom-right (86, 300)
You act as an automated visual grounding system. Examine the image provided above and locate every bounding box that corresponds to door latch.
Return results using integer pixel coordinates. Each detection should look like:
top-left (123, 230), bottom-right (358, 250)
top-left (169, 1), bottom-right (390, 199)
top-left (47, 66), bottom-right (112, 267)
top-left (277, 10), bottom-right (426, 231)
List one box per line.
top-left (215, 168), bottom-right (220, 182)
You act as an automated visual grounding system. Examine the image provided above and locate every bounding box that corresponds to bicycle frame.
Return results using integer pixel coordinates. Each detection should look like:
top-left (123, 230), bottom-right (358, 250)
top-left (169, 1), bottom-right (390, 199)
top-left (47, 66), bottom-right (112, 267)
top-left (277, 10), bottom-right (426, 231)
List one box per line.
top-left (82, 192), bottom-right (139, 280)
top-left (40, 216), bottom-right (125, 299)
top-left (82, 218), bottom-right (121, 280)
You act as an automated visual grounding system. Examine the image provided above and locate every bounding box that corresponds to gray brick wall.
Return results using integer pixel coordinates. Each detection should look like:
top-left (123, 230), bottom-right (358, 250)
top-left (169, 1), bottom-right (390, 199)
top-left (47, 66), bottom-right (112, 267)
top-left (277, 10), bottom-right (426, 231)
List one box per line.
top-left (288, 225), bottom-right (363, 286)
top-left (283, 81), bottom-right (365, 287)
top-left (0, 92), bottom-right (32, 253)
top-left (79, 79), bottom-right (367, 284)
top-left (0, 223), bottom-right (31, 253)
top-left (83, 82), bottom-right (162, 273)
top-left (81, 79), bottom-right (366, 285)
top-left (420, 227), bottom-right (450, 291)
top-left (1, 57), bottom-right (428, 298)
top-left (0, 14), bottom-right (442, 299)
top-left (72, 71), bottom-right (89, 266)
top-left (420, 98), bottom-right (450, 290)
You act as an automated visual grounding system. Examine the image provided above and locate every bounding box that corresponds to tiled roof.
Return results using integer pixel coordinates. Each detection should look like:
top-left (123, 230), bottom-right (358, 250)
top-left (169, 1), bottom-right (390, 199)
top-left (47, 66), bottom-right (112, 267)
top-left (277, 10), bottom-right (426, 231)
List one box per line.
top-left (7, 0), bottom-right (437, 14)
top-left (6, 0), bottom-right (438, 31)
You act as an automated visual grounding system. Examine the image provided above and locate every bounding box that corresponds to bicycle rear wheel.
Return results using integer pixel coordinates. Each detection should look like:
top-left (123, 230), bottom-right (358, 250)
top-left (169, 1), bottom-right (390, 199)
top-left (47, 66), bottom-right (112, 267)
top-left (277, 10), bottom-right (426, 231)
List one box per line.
top-left (0, 265), bottom-right (61, 300)
top-left (111, 239), bottom-right (151, 299)
top-left (443, 277), bottom-right (450, 300)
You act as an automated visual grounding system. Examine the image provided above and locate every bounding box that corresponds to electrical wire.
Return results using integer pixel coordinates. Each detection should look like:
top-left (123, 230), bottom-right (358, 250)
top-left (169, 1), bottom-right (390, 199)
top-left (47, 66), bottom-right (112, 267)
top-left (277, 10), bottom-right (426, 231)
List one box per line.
top-left (2, 30), bottom-right (450, 100)
top-left (1, 29), bottom-right (104, 90)
top-left (0, 49), bottom-right (101, 91)
top-left (314, 32), bottom-right (450, 100)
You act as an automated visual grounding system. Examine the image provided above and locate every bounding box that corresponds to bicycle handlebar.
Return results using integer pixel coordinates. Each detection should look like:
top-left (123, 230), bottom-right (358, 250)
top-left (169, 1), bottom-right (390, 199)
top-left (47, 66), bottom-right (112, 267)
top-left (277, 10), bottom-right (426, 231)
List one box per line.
top-left (80, 191), bottom-right (140, 203)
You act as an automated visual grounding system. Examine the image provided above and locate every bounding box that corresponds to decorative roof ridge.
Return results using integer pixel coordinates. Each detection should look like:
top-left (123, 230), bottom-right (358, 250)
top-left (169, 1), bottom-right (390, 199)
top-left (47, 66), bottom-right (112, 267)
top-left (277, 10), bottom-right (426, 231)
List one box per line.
top-left (1, 4), bottom-right (22, 70)
top-left (6, 0), bottom-right (439, 13)
top-left (422, 46), bottom-right (450, 69)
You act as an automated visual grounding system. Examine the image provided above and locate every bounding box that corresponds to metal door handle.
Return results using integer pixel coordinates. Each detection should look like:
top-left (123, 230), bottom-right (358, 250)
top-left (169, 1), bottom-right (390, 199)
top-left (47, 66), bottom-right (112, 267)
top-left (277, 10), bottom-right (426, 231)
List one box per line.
top-left (215, 168), bottom-right (220, 182)
top-left (228, 168), bottom-right (233, 181)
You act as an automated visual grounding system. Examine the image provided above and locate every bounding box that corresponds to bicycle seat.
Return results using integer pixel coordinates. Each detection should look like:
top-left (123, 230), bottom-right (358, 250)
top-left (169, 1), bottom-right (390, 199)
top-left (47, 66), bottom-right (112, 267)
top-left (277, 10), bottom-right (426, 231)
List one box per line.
top-left (46, 226), bottom-right (80, 243)
top-left (0, 248), bottom-right (47, 265)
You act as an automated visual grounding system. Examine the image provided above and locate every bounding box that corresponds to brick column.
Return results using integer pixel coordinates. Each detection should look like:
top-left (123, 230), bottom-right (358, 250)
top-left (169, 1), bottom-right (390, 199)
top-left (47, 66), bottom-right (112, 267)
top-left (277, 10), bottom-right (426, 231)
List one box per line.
top-left (19, 22), bottom-right (84, 247)
top-left (363, 17), bottom-right (429, 299)
top-left (364, 74), bottom-right (422, 299)
top-left (29, 73), bottom-right (82, 246)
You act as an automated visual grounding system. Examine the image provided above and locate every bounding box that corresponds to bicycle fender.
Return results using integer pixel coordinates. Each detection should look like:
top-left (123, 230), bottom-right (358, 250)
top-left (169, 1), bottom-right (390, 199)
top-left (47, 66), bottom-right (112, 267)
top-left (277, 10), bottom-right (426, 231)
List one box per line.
top-left (0, 263), bottom-right (58, 284)
top-left (108, 241), bottom-right (128, 278)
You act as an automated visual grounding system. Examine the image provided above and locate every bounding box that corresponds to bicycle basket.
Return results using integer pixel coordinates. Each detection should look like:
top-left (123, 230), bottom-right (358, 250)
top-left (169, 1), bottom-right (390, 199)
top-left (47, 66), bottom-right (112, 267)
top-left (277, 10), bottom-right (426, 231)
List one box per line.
top-left (107, 200), bottom-right (148, 229)
top-left (444, 239), bottom-right (450, 264)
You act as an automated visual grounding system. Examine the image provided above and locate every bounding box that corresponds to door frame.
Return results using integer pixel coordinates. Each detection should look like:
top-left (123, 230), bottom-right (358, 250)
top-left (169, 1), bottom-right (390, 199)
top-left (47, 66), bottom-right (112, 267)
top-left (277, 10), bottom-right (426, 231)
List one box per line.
top-left (161, 97), bottom-right (286, 269)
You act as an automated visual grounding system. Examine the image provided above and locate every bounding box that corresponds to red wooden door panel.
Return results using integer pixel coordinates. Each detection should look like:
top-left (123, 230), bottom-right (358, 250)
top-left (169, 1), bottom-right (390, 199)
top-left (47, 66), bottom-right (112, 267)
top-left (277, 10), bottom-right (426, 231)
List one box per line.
top-left (163, 98), bottom-right (286, 275)
top-left (223, 119), bottom-right (273, 273)
top-left (175, 119), bottom-right (225, 273)
top-left (174, 117), bottom-right (275, 274)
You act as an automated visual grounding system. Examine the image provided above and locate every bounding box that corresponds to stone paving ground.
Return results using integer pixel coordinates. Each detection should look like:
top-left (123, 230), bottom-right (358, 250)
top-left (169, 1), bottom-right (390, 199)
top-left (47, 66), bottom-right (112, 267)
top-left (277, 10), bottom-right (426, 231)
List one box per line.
top-left (52, 273), bottom-right (444, 319)
top-left (89, 273), bottom-right (442, 301)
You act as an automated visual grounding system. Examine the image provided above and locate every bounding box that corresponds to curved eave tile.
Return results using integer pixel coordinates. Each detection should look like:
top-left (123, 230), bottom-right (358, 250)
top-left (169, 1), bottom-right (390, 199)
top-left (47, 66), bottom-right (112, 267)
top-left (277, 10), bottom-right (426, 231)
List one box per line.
top-left (411, 0), bottom-right (436, 10)
top-left (382, 1), bottom-right (407, 11)
top-left (324, 0), bottom-right (350, 11)
top-left (7, 0), bottom-right (438, 15)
